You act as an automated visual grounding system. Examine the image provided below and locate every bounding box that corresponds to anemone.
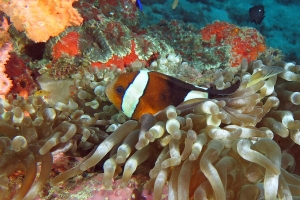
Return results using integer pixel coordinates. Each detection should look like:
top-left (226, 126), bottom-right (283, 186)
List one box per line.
top-left (1, 60), bottom-right (300, 199)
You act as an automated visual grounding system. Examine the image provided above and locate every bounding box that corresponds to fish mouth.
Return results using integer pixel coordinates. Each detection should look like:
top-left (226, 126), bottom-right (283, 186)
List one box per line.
top-left (105, 83), bottom-right (112, 99)
top-left (105, 78), bottom-right (117, 101)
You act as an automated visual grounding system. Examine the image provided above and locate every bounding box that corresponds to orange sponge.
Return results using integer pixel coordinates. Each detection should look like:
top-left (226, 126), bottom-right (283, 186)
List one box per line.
top-left (0, 0), bottom-right (83, 42)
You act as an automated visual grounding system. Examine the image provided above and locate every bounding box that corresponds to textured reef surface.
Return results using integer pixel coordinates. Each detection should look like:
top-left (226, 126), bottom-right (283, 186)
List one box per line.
top-left (0, 0), bottom-right (300, 199)
top-left (141, 0), bottom-right (300, 61)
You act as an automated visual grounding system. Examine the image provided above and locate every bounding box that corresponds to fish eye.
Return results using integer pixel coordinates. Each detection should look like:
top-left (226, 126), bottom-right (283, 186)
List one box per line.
top-left (115, 86), bottom-right (124, 95)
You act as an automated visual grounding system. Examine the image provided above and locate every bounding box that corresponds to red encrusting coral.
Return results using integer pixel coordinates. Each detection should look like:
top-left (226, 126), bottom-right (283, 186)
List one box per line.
top-left (4, 53), bottom-right (39, 98)
top-left (91, 40), bottom-right (159, 70)
top-left (91, 40), bottom-right (141, 70)
top-left (52, 31), bottom-right (81, 60)
top-left (143, 20), bottom-right (267, 70)
top-left (200, 21), bottom-right (266, 67)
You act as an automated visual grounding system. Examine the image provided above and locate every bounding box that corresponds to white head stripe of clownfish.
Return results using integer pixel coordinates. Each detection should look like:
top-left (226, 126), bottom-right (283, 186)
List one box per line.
top-left (122, 69), bottom-right (150, 117)
top-left (184, 90), bottom-right (208, 101)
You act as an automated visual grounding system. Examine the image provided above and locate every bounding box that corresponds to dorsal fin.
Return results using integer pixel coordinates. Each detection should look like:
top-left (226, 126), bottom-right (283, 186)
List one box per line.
top-left (150, 71), bottom-right (242, 99)
top-left (150, 71), bottom-right (208, 92)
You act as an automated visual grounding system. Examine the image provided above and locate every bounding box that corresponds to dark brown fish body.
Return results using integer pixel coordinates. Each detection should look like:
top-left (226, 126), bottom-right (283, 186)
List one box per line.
top-left (249, 5), bottom-right (265, 25)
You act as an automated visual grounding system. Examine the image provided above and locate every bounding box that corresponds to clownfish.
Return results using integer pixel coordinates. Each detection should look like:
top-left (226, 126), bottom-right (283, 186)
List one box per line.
top-left (105, 69), bottom-right (240, 120)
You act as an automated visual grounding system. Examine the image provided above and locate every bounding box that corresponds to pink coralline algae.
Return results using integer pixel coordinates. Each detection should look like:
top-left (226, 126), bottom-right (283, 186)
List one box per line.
top-left (0, 17), bottom-right (13, 97)
top-left (43, 172), bottom-right (155, 200)
top-left (0, 17), bottom-right (40, 98)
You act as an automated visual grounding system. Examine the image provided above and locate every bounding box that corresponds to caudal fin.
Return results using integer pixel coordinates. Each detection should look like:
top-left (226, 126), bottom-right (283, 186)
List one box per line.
top-left (207, 80), bottom-right (241, 98)
top-left (207, 66), bottom-right (284, 98)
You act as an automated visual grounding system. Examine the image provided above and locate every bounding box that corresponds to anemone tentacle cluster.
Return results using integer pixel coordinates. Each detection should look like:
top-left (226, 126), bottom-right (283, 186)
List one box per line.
top-left (0, 59), bottom-right (300, 199)
top-left (0, 67), bottom-right (125, 199)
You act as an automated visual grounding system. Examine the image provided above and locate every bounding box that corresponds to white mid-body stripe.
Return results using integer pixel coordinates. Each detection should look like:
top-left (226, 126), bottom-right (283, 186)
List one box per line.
top-left (122, 69), bottom-right (149, 117)
top-left (194, 85), bottom-right (208, 90)
top-left (184, 90), bottom-right (208, 101)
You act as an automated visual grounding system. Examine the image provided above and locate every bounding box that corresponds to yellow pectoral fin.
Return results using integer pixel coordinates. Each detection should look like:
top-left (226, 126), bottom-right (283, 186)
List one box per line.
top-left (246, 66), bottom-right (284, 88)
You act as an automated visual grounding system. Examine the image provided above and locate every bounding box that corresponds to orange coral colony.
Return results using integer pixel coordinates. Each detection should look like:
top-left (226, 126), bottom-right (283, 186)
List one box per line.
top-left (200, 21), bottom-right (266, 67)
top-left (0, 0), bottom-right (83, 42)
